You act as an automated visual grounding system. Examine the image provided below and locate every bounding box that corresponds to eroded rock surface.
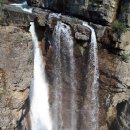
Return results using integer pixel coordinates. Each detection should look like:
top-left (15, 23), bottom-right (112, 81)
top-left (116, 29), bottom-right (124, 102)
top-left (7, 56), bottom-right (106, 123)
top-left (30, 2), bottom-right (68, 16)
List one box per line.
top-left (0, 26), bottom-right (33, 130)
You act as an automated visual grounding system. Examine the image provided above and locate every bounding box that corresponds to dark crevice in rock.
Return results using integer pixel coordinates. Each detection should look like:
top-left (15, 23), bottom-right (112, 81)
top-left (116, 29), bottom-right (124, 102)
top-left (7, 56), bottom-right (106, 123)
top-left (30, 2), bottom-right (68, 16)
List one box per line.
top-left (99, 70), bottom-right (129, 93)
top-left (108, 100), bottom-right (130, 130)
top-left (115, 0), bottom-right (129, 23)
top-left (108, 118), bottom-right (120, 130)
top-left (8, 0), bottom-right (25, 3)
top-left (34, 18), bottom-right (46, 41)
top-left (100, 70), bottom-right (123, 86)
top-left (115, 0), bottom-right (122, 20)
top-left (15, 98), bottom-right (31, 130)
top-left (64, 12), bottom-right (108, 26)
top-left (116, 101), bottom-right (127, 116)
top-left (100, 28), bottom-right (121, 54)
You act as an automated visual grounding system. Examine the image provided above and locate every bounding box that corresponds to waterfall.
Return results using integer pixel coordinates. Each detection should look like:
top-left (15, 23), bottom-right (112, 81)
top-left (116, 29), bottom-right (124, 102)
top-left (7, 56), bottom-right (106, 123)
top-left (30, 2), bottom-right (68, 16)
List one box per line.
top-left (52, 21), bottom-right (77, 130)
top-left (83, 22), bottom-right (99, 130)
top-left (52, 21), bottom-right (63, 130)
top-left (29, 22), bottom-right (52, 130)
top-left (11, 1), bottom-right (32, 12)
top-left (11, 2), bottom-right (99, 130)
top-left (12, 2), bottom-right (52, 130)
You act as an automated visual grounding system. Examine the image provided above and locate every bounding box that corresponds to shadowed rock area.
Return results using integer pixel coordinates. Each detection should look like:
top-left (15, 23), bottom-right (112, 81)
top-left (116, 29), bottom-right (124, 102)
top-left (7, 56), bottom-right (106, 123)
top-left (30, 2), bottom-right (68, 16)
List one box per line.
top-left (26, 0), bottom-right (119, 25)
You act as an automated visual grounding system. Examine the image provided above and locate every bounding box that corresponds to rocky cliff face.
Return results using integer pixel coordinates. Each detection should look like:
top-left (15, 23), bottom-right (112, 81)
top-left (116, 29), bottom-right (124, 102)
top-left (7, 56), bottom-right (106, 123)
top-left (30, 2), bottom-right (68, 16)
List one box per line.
top-left (0, 0), bottom-right (130, 130)
top-left (26, 0), bottom-right (119, 25)
top-left (0, 26), bottom-right (33, 130)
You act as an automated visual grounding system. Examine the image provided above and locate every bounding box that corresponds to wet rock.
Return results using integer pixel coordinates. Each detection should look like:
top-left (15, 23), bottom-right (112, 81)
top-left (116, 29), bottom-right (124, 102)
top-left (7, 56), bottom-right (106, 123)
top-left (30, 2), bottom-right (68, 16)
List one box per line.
top-left (75, 32), bottom-right (89, 41)
top-left (90, 23), bottom-right (106, 42)
top-left (33, 8), bottom-right (49, 26)
top-left (3, 5), bottom-right (35, 27)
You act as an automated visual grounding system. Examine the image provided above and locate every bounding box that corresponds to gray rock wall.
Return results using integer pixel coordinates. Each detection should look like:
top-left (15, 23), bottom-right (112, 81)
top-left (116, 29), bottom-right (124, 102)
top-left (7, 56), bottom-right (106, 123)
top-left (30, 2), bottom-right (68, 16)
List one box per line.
top-left (27, 0), bottom-right (119, 25)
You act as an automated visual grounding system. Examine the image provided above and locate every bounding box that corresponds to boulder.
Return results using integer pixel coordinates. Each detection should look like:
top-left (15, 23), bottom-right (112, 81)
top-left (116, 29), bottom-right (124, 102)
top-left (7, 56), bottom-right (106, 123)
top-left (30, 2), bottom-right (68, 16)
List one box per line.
top-left (3, 5), bottom-right (35, 27)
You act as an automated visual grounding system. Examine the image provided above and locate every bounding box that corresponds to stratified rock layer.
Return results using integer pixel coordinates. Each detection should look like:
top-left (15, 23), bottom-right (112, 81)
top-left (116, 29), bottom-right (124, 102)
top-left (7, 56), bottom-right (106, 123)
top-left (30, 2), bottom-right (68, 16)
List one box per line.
top-left (27, 0), bottom-right (119, 25)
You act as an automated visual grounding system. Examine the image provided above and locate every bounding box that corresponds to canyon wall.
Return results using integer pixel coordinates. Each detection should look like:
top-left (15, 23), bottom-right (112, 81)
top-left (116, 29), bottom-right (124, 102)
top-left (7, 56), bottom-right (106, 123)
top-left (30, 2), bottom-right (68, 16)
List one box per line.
top-left (0, 0), bottom-right (130, 130)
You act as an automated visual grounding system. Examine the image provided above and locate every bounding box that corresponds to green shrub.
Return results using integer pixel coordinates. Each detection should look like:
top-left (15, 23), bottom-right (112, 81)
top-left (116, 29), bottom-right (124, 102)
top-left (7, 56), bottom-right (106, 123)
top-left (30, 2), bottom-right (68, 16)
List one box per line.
top-left (120, 52), bottom-right (129, 62)
top-left (27, 57), bottom-right (33, 65)
top-left (15, 33), bottom-right (23, 42)
top-left (113, 20), bottom-right (127, 37)
top-left (121, 6), bottom-right (127, 15)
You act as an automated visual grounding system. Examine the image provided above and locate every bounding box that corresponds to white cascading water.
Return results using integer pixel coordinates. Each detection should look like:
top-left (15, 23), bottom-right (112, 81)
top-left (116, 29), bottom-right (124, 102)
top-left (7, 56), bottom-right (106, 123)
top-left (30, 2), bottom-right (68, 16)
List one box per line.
top-left (12, 2), bottom-right (52, 130)
top-left (83, 22), bottom-right (99, 130)
top-left (11, 1), bottom-right (32, 13)
top-left (52, 21), bottom-right (77, 130)
top-left (52, 21), bottom-right (63, 130)
top-left (29, 22), bottom-right (52, 130)
top-left (11, 2), bottom-right (99, 130)
top-left (61, 23), bottom-right (77, 130)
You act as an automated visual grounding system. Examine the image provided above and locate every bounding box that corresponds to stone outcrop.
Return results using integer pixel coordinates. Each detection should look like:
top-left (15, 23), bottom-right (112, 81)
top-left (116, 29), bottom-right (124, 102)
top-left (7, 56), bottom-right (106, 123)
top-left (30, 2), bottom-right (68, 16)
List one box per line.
top-left (3, 5), bottom-right (35, 27)
top-left (3, 5), bottom-right (91, 42)
top-left (27, 0), bottom-right (119, 25)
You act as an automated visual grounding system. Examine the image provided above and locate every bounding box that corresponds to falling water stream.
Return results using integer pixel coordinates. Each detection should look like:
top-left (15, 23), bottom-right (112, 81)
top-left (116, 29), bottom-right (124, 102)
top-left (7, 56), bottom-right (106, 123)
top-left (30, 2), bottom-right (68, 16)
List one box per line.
top-left (83, 22), bottom-right (99, 130)
top-left (29, 22), bottom-right (52, 130)
top-left (52, 21), bottom-right (77, 130)
top-left (12, 2), bottom-right (52, 130)
top-left (12, 2), bottom-right (99, 130)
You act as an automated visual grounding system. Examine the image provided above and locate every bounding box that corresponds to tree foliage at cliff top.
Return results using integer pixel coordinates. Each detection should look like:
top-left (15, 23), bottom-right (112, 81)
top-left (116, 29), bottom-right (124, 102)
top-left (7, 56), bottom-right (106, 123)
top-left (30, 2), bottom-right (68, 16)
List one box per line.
top-left (113, 20), bottom-right (127, 37)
